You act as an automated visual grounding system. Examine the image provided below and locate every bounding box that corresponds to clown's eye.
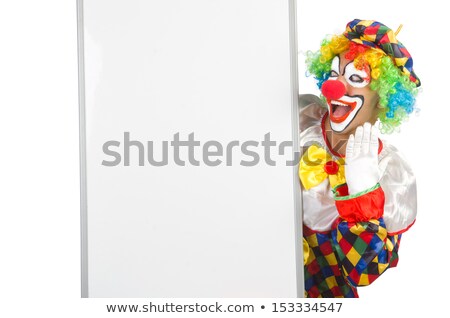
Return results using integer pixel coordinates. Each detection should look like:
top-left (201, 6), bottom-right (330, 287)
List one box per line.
top-left (330, 56), bottom-right (340, 79)
top-left (330, 70), bottom-right (338, 78)
top-left (344, 62), bottom-right (370, 88)
top-left (349, 74), bottom-right (364, 83)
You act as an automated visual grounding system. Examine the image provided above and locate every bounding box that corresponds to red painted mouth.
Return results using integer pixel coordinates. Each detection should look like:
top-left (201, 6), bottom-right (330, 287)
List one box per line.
top-left (328, 99), bottom-right (357, 123)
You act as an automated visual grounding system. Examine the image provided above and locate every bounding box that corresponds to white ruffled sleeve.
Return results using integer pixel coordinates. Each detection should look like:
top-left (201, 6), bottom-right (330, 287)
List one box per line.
top-left (378, 142), bottom-right (417, 234)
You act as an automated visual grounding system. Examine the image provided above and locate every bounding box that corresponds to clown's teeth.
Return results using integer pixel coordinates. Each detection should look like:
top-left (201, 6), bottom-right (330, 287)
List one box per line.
top-left (330, 100), bottom-right (347, 106)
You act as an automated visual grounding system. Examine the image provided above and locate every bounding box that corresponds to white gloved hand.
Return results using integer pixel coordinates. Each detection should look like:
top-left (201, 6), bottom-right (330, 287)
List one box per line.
top-left (345, 122), bottom-right (380, 195)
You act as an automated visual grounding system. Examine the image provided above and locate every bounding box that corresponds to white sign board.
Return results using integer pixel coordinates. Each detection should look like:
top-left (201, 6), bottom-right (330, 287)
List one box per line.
top-left (78, 0), bottom-right (302, 297)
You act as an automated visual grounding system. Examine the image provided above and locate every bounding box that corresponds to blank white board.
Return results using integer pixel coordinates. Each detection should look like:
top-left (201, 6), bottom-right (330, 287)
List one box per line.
top-left (78, 0), bottom-right (302, 297)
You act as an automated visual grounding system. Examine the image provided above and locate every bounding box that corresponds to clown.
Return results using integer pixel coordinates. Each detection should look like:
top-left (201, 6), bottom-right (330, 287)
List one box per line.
top-left (299, 19), bottom-right (420, 298)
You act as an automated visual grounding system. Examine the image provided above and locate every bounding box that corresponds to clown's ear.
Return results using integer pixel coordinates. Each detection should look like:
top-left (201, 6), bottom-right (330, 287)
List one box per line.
top-left (376, 98), bottom-right (383, 109)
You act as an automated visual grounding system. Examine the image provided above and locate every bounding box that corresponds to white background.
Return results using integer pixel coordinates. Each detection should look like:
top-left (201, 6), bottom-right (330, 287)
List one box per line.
top-left (0, 0), bottom-right (448, 317)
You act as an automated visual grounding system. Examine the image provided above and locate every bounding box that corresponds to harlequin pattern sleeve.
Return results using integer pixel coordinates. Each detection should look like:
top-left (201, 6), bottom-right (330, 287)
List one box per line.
top-left (331, 147), bottom-right (416, 287)
top-left (331, 216), bottom-right (401, 286)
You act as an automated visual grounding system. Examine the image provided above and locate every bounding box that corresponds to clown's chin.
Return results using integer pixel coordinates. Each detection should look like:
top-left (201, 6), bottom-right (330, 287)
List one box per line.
top-left (330, 109), bottom-right (357, 133)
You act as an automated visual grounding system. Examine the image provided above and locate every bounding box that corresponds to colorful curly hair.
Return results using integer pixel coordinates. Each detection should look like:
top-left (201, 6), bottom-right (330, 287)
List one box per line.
top-left (306, 34), bottom-right (418, 134)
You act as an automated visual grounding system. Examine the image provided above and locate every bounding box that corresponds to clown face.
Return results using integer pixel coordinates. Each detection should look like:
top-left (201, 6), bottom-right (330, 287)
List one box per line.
top-left (322, 52), bottom-right (380, 133)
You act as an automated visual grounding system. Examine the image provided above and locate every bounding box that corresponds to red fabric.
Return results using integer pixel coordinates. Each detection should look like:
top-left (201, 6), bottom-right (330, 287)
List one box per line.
top-left (335, 184), bottom-right (349, 197)
top-left (335, 186), bottom-right (385, 222)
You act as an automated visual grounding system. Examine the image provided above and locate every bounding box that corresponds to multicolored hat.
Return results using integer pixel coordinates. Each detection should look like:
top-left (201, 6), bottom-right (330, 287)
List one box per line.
top-left (344, 19), bottom-right (420, 87)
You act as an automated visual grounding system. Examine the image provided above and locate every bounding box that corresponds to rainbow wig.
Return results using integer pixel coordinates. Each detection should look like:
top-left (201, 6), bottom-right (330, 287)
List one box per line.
top-left (306, 21), bottom-right (420, 134)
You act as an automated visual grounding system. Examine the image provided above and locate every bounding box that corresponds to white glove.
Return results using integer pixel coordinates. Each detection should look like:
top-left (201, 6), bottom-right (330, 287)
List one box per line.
top-left (345, 122), bottom-right (380, 194)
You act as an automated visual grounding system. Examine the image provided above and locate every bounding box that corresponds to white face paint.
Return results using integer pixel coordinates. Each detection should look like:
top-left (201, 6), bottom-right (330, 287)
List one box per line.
top-left (329, 55), bottom-right (340, 79)
top-left (326, 56), bottom-right (371, 132)
top-left (343, 62), bottom-right (370, 88)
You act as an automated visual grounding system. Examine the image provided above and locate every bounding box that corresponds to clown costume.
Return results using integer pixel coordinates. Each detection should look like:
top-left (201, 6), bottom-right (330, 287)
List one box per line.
top-left (299, 19), bottom-right (420, 298)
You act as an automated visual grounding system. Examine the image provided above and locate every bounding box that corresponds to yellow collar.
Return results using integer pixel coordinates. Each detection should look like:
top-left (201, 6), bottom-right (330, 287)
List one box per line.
top-left (299, 144), bottom-right (346, 190)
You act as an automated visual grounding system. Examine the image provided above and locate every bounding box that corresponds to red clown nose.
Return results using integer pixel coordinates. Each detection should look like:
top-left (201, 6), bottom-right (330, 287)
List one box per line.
top-left (321, 80), bottom-right (346, 100)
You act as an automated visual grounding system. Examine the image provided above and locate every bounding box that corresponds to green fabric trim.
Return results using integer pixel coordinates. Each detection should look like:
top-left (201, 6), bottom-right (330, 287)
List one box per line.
top-left (333, 183), bottom-right (380, 201)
